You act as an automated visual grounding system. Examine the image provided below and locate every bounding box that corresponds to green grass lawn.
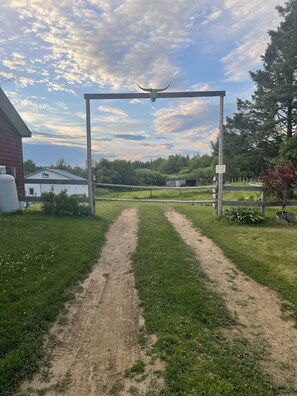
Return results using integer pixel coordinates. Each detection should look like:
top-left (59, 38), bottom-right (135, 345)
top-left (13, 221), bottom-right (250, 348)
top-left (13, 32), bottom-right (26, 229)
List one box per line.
top-left (1, 201), bottom-right (297, 395)
top-left (0, 204), bottom-right (123, 395)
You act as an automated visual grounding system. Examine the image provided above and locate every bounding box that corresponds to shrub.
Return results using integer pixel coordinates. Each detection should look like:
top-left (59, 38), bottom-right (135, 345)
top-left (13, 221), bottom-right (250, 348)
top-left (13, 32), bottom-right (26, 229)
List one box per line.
top-left (224, 207), bottom-right (264, 224)
top-left (260, 163), bottom-right (297, 211)
top-left (41, 190), bottom-right (91, 216)
top-left (72, 205), bottom-right (92, 217)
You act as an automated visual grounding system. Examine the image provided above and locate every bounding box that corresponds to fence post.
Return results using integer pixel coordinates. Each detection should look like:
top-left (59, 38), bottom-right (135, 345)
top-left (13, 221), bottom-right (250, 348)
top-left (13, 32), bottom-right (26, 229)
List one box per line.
top-left (261, 190), bottom-right (266, 215)
top-left (86, 98), bottom-right (95, 215)
top-left (213, 176), bottom-right (218, 217)
top-left (92, 174), bottom-right (96, 214)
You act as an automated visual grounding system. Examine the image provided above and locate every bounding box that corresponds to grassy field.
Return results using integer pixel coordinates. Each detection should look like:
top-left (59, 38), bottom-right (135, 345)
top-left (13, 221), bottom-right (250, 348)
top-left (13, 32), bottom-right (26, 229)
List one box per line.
top-left (96, 187), bottom-right (214, 201)
top-left (0, 204), bottom-right (123, 395)
top-left (96, 186), bottom-right (266, 204)
top-left (1, 201), bottom-right (297, 395)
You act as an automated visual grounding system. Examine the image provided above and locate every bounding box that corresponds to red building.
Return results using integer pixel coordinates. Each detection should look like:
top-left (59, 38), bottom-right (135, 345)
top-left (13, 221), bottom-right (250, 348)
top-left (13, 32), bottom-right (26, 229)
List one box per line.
top-left (0, 88), bottom-right (31, 196)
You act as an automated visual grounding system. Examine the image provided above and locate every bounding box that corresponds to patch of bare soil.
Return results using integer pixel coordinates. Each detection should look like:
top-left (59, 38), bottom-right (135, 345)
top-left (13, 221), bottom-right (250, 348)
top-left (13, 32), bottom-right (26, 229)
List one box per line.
top-left (19, 208), bottom-right (164, 396)
top-left (166, 209), bottom-right (297, 392)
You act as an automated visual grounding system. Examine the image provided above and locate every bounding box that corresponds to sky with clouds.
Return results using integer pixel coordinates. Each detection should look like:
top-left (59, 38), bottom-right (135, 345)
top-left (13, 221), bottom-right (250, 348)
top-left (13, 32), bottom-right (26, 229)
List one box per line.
top-left (0, 0), bottom-right (287, 166)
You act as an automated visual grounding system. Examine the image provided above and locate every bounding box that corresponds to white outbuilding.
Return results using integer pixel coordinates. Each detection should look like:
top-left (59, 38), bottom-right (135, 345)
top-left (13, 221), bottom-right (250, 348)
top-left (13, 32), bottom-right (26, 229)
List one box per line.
top-left (25, 168), bottom-right (88, 197)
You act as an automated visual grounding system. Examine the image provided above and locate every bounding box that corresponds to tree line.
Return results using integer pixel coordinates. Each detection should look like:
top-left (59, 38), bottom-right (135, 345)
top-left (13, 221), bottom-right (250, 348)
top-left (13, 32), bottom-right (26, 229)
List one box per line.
top-left (24, 154), bottom-right (215, 186)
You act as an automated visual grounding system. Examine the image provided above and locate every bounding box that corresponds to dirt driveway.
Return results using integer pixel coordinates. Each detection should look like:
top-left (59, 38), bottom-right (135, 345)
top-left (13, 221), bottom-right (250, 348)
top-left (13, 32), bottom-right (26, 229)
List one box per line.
top-left (19, 207), bottom-right (297, 395)
top-left (166, 209), bottom-right (297, 392)
top-left (20, 208), bottom-right (163, 396)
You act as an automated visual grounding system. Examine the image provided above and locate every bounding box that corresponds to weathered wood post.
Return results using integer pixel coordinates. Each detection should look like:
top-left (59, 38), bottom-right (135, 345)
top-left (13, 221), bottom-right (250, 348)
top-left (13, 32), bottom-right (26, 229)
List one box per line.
top-left (261, 190), bottom-right (266, 215)
top-left (86, 98), bottom-right (95, 215)
top-left (213, 176), bottom-right (218, 217)
top-left (217, 94), bottom-right (225, 217)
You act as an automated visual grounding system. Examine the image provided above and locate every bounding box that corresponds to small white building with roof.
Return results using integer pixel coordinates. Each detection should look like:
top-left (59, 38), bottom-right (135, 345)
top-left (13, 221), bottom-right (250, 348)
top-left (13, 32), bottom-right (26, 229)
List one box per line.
top-left (25, 168), bottom-right (88, 197)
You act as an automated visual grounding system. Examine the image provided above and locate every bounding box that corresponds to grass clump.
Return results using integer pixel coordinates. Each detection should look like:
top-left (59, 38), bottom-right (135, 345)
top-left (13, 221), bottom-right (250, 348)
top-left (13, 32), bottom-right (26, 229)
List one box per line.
top-left (125, 360), bottom-right (146, 379)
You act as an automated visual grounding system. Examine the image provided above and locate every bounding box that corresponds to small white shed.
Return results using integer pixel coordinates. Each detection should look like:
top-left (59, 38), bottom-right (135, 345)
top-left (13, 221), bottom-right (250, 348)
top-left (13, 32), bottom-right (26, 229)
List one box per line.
top-left (25, 168), bottom-right (88, 197)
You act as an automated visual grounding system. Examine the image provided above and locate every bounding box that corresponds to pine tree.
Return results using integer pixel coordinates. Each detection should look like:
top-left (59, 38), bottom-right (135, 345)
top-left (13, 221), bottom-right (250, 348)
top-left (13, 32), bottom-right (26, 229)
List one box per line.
top-left (251, 0), bottom-right (297, 140)
top-left (221, 0), bottom-right (297, 172)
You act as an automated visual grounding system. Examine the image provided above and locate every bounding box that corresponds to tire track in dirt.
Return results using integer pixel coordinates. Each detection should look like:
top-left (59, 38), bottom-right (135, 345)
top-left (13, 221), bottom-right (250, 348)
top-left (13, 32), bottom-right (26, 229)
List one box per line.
top-left (20, 208), bottom-right (164, 396)
top-left (166, 209), bottom-right (297, 392)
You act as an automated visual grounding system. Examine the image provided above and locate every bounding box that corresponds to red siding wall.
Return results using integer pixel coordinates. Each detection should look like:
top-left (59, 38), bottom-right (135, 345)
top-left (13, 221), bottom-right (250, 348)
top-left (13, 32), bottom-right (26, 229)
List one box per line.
top-left (0, 112), bottom-right (25, 196)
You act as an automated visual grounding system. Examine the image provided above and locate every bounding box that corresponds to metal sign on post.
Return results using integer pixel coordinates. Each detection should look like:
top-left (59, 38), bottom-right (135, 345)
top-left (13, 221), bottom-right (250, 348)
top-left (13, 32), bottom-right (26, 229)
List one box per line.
top-left (85, 89), bottom-right (225, 216)
top-left (216, 165), bottom-right (226, 174)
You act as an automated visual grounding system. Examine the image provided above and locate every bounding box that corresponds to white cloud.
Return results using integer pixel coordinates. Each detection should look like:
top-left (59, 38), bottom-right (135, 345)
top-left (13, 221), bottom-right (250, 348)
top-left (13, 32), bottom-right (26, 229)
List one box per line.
top-left (154, 100), bottom-right (209, 135)
top-left (3, 0), bottom-right (213, 91)
top-left (202, 7), bottom-right (223, 24)
top-left (2, 52), bottom-right (26, 70)
top-left (221, 0), bottom-right (287, 81)
top-left (98, 105), bottom-right (128, 118)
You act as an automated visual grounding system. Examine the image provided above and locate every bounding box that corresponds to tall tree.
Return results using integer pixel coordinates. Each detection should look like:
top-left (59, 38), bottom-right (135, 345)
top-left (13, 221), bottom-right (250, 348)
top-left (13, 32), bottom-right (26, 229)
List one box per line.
top-left (219, 0), bottom-right (297, 174)
top-left (211, 99), bottom-right (269, 178)
top-left (251, 0), bottom-right (297, 142)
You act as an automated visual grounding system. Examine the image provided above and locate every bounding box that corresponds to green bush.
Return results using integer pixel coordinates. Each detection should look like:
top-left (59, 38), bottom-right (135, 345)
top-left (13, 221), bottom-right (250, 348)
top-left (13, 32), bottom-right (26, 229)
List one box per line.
top-left (41, 190), bottom-right (91, 216)
top-left (224, 207), bottom-right (264, 224)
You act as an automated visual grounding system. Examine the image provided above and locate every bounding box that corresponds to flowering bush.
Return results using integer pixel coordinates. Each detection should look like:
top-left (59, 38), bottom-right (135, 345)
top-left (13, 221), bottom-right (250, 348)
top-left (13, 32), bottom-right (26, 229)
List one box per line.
top-left (260, 163), bottom-right (297, 211)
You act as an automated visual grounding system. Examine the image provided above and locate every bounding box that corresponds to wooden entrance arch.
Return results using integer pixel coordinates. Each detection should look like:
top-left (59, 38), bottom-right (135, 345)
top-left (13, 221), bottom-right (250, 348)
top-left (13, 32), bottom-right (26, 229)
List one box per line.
top-left (84, 89), bottom-right (225, 216)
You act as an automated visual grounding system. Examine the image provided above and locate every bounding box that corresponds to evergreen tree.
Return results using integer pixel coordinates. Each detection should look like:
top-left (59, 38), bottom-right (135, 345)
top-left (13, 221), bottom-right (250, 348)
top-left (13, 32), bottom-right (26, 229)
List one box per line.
top-left (251, 0), bottom-right (297, 142)
top-left (220, 1), bottom-right (297, 173)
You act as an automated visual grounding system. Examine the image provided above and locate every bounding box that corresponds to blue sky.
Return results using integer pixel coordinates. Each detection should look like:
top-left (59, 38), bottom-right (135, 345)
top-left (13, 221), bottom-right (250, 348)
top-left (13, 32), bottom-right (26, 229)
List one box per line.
top-left (1, 0), bottom-right (286, 166)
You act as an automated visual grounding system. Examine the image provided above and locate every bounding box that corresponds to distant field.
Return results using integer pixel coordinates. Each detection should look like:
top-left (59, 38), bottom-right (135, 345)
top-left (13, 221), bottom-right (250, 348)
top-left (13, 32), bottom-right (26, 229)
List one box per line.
top-left (96, 186), bottom-right (213, 200)
top-left (96, 186), bottom-right (259, 201)
top-left (96, 183), bottom-right (297, 205)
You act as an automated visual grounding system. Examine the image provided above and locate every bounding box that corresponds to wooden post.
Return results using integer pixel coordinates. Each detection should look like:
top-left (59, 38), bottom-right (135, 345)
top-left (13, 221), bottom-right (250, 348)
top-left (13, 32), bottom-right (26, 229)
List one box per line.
top-left (217, 95), bottom-right (224, 217)
top-left (92, 174), bottom-right (96, 213)
top-left (213, 176), bottom-right (218, 217)
top-left (261, 190), bottom-right (266, 215)
top-left (86, 98), bottom-right (95, 215)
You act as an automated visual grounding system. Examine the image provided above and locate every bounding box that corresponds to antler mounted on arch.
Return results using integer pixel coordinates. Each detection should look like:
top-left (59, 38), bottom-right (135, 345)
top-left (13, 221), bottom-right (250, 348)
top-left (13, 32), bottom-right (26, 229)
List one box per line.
top-left (136, 83), bottom-right (170, 102)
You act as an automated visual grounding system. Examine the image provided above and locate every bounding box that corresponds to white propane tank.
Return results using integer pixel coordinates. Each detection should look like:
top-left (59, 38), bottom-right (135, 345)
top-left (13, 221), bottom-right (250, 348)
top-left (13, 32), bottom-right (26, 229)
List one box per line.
top-left (0, 166), bottom-right (19, 213)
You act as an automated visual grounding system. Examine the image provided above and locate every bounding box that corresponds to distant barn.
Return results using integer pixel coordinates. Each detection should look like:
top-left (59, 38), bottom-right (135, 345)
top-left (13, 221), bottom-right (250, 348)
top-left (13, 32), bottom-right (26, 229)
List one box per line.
top-left (25, 168), bottom-right (88, 197)
top-left (166, 179), bottom-right (196, 187)
top-left (0, 88), bottom-right (31, 195)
